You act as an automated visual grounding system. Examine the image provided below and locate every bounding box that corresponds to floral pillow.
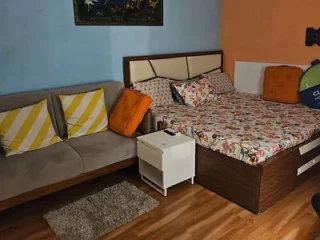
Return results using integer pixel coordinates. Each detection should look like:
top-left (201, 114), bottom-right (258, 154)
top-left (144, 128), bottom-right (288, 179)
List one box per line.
top-left (170, 79), bottom-right (198, 104)
top-left (172, 81), bottom-right (199, 106)
top-left (197, 78), bottom-right (219, 103)
top-left (133, 78), bottom-right (174, 107)
top-left (172, 78), bottom-right (219, 107)
top-left (202, 72), bottom-right (235, 94)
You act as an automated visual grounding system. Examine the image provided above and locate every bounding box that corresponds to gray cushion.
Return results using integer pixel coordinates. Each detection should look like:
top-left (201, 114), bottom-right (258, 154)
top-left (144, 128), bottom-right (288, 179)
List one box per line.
top-left (65, 130), bottom-right (137, 173)
top-left (50, 81), bottom-right (124, 138)
top-left (0, 142), bottom-right (83, 201)
top-left (0, 90), bottom-right (58, 134)
top-left (137, 109), bottom-right (152, 134)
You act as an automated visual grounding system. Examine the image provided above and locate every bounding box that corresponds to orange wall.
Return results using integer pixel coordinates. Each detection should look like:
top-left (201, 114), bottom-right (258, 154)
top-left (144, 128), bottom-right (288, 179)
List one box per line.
top-left (221, 0), bottom-right (320, 81)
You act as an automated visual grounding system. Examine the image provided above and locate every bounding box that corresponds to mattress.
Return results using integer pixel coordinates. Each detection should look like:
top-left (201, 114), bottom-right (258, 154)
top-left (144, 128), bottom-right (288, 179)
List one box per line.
top-left (151, 91), bottom-right (320, 165)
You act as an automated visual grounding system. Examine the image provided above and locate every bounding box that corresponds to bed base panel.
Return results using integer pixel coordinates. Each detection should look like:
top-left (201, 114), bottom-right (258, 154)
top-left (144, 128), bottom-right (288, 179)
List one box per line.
top-left (196, 145), bottom-right (261, 213)
top-left (257, 146), bottom-right (299, 213)
top-left (197, 133), bottom-right (320, 214)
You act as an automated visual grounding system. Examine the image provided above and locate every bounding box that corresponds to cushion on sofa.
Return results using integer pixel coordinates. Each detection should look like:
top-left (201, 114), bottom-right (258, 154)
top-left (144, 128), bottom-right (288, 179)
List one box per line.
top-left (50, 82), bottom-right (124, 138)
top-left (0, 100), bottom-right (61, 156)
top-left (59, 89), bottom-right (108, 139)
top-left (262, 66), bottom-right (303, 104)
top-left (109, 89), bottom-right (152, 137)
top-left (0, 142), bottom-right (83, 201)
top-left (65, 130), bottom-right (138, 173)
top-left (0, 90), bottom-right (58, 134)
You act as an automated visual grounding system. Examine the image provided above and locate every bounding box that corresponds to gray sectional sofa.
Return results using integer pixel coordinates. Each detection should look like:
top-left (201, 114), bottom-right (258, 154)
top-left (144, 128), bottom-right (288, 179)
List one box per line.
top-left (0, 81), bottom-right (148, 210)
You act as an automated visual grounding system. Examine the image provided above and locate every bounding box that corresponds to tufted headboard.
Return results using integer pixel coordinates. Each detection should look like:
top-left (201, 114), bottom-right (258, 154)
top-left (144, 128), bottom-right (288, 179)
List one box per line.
top-left (123, 50), bottom-right (223, 88)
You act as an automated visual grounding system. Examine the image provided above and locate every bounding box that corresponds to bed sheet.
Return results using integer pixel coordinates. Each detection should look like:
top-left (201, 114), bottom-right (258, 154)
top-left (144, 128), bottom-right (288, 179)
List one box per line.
top-left (151, 92), bottom-right (320, 165)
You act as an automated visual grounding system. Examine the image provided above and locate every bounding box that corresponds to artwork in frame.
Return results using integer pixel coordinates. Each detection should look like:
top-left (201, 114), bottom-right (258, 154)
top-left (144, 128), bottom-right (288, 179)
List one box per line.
top-left (73, 0), bottom-right (163, 26)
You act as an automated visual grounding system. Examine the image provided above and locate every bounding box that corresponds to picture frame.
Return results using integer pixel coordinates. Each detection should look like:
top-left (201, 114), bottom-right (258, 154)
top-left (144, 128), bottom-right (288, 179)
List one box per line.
top-left (73, 0), bottom-right (163, 26)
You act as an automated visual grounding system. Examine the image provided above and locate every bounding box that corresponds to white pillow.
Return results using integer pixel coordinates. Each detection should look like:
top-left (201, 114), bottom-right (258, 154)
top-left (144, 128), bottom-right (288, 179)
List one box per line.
top-left (133, 78), bottom-right (174, 107)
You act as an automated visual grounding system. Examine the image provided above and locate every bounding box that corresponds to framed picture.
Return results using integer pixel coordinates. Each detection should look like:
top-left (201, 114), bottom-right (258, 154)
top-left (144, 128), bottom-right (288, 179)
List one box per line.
top-left (73, 0), bottom-right (163, 26)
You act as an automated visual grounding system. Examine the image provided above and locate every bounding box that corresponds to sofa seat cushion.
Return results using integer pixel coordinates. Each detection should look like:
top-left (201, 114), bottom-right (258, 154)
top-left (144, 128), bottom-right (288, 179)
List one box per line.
top-left (0, 142), bottom-right (83, 201)
top-left (65, 130), bottom-right (137, 173)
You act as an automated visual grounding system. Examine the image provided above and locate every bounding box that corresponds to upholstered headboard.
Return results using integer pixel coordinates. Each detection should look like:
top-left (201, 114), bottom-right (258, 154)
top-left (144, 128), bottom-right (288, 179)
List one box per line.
top-left (123, 50), bottom-right (223, 88)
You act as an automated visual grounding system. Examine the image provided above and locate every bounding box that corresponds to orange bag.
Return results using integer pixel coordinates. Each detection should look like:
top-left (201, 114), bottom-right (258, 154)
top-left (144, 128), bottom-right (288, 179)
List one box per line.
top-left (109, 89), bottom-right (152, 137)
top-left (262, 66), bottom-right (303, 104)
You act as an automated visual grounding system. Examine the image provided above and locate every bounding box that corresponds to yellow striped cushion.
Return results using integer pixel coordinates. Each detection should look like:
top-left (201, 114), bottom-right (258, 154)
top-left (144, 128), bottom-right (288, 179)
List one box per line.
top-left (0, 100), bottom-right (62, 157)
top-left (59, 88), bottom-right (108, 139)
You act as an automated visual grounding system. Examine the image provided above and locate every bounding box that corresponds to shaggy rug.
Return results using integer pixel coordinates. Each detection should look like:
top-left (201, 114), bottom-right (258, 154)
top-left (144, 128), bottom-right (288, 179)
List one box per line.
top-left (44, 181), bottom-right (159, 240)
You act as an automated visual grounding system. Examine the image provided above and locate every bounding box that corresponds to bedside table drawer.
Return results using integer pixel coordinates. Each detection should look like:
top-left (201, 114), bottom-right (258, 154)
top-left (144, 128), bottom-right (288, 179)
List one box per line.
top-left (137, 141), bottom-right (163, 170)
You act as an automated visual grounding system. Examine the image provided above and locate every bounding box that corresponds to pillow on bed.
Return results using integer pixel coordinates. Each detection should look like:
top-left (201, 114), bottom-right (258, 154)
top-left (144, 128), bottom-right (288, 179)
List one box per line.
top-left (172, 81), bottom-right (198, 106)
top-left (133, 78), bottom-right (174, 107)
top-left (197, 78), bottom-right (220, 103)
top-left (263, 66), bottom-right (303, 104)
top-left (172, 78), bottom-right (219, 107)
top-left (202, 72), bottom-right (235, 94)
top-left (170, 78), bottom-right (198, 104)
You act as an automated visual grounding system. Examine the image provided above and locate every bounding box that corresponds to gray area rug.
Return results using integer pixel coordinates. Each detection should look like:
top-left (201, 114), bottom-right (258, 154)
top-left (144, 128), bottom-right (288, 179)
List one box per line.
top-left (44, 181), bottom-right (159, 240)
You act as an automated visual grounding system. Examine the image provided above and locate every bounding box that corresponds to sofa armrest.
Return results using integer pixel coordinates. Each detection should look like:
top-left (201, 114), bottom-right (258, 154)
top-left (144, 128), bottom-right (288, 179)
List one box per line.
top-left (137, 109), bottom-right (152, 134)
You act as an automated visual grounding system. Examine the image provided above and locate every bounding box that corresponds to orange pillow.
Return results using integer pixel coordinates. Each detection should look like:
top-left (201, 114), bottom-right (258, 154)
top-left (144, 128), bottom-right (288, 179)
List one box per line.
top-left (109, 89), bottom-right (152, 137)
top-left (262, 66), bottom-right (303, 104)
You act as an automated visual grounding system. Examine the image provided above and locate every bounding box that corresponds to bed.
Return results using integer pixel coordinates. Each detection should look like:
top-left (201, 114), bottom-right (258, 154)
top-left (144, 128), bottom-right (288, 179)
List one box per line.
top-left (123, 50), bottom-right (320, 214)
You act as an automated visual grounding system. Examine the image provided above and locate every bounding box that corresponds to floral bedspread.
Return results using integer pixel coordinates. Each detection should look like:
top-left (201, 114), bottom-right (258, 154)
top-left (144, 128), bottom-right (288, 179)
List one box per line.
top-left (151, 92), bottom-right (320, 165)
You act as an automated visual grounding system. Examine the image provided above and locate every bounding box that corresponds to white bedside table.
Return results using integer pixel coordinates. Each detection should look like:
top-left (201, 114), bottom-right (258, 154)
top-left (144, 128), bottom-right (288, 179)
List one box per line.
top-left (137, 130), bottom-right (195, 196)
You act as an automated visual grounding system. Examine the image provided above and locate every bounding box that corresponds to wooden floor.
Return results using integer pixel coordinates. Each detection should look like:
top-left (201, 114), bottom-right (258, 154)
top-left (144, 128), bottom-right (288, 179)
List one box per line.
top-left (0, 167), bottom-right (319, 240)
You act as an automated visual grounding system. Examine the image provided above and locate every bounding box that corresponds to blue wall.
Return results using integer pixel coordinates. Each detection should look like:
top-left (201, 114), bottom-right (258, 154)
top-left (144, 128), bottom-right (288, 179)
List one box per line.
top-left (0, 0), bottom-right (221, 95)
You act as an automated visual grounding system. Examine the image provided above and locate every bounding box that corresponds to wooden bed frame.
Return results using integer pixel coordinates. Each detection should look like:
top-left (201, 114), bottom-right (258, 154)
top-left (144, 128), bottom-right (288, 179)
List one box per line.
top-left (123, 50), bottom-right (320, 214)
top-left (196, 133), bottom-right (320, 213)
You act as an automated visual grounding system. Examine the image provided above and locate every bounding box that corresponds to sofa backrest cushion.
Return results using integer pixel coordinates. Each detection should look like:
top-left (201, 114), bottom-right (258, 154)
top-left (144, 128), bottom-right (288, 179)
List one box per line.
top-left (50, 81), bottom-right (124, 138)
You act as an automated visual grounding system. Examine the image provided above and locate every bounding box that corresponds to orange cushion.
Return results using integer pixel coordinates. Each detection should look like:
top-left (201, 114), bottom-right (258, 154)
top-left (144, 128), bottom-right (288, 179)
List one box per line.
top-left (262, 66), bottom-right (303, 104)
top-left (109, 89), bottom-right (152, 137)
